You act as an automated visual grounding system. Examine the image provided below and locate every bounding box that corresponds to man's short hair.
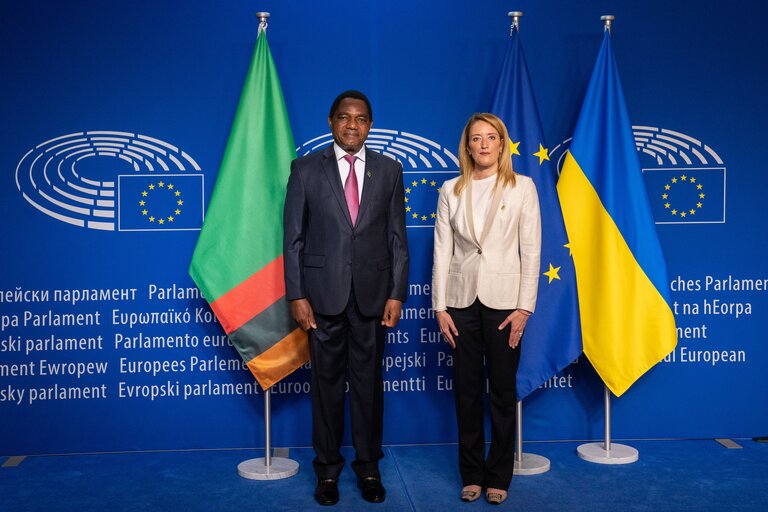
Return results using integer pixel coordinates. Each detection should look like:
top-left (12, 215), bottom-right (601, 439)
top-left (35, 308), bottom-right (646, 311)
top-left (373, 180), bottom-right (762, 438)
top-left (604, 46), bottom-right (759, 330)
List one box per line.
top-left (329, 90), bottom-right (373, 121)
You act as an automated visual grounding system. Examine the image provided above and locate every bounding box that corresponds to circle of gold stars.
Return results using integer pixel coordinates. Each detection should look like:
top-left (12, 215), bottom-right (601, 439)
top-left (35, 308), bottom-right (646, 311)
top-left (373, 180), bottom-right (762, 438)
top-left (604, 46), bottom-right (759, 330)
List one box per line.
top-left (405, 177), bottom-right (438, 223)
top-left (139, 181), bottom-right (183, 225)
top-left (661, 173), bottom-right (704, 219)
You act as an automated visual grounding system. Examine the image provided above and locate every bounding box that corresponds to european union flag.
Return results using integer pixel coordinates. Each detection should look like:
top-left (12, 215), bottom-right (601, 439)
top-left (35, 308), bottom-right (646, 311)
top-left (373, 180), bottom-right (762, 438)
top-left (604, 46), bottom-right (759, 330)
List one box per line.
top-left (490, 27), bottom-right (582, 400)
top-left (642, 167), bottom-right (726, 224)
top-left (118, 174), bottom-right (204, 231)
top-left (403, 171), bottom-right (457, 228)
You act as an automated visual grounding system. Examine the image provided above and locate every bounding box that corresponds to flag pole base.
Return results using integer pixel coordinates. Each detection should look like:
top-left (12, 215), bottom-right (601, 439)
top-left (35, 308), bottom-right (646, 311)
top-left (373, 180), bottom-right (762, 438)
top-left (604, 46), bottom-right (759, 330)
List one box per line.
top-left (513, 452), bottom-right (550, 475)
top-left (237, 457), bottom-right (299, 480)
top-left (577, 442), bottom-right (638, 465)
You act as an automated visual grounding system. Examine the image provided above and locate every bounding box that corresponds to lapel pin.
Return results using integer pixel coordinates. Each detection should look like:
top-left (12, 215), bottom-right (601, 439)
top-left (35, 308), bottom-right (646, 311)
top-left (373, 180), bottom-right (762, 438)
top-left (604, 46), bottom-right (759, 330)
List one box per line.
top-left (367, 171), bottom-right (372, 178)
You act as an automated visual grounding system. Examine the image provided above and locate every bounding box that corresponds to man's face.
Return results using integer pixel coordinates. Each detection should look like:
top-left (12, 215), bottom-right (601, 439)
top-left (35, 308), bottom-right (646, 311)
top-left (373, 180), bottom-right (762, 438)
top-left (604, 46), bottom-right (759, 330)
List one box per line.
top-left (328, 98), bottom-right (372, 154)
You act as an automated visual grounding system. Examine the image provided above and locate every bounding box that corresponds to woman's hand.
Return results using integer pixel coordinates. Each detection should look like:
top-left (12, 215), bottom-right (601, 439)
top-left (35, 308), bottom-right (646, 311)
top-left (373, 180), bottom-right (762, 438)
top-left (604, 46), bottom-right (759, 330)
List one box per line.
top-left (498, 310), bottom-right (530, 348)
top-left (436, 310), bottom-right (459, 348)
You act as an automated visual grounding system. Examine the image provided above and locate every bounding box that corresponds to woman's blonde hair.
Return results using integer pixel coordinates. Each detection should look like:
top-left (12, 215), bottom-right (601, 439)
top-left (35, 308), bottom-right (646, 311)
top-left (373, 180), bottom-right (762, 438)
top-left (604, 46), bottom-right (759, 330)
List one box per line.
top-left (455, 113), bottom-right (516, 196)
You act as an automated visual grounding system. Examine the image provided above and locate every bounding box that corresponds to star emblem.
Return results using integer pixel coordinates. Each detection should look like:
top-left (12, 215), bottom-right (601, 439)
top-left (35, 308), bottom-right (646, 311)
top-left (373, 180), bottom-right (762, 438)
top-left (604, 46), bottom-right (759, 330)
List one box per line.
top-left (543, 263), bottom-right (561, 284)
top-left (533, 144), bottom-right (550, 165)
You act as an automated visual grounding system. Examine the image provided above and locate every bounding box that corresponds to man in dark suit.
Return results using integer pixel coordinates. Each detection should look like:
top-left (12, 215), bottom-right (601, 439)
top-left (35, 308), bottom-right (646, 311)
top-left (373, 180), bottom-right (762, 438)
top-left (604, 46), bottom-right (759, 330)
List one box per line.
top-left (283, 90), bottom-right (409, 505)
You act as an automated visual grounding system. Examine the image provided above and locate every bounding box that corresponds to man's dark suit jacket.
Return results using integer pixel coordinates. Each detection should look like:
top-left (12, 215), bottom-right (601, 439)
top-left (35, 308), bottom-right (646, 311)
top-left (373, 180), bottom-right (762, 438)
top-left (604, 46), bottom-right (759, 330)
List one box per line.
top-left (284, 145), bottom-right (409, 317)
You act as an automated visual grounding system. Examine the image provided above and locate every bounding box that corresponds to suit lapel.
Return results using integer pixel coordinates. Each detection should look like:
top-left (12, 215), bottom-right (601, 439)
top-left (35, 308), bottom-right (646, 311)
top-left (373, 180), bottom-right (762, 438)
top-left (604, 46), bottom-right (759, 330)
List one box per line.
top-left (356, 148), bottom-right (377, 225)
top-left (321, 145), bottom-right (354, 228)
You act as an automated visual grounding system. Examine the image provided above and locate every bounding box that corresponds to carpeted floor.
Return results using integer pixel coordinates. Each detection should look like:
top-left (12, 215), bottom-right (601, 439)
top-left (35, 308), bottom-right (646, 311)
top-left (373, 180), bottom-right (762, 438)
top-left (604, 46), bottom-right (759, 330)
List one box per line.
top-left (1, 440), bottom-right (766, 511)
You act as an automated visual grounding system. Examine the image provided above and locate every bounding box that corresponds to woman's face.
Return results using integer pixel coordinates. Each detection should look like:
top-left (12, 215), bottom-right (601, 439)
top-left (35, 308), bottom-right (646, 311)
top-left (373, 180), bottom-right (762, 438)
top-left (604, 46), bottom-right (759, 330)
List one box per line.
top-left (467, 120), bottom-right (501, 171)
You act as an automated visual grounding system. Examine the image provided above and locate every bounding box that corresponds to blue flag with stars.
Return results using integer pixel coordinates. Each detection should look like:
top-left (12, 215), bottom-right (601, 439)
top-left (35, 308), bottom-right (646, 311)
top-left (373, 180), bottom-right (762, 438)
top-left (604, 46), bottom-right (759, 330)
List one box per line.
top-left (118, 174), bottom-right (204, 231)
top-left (490, 27), bottom-right (583, 400)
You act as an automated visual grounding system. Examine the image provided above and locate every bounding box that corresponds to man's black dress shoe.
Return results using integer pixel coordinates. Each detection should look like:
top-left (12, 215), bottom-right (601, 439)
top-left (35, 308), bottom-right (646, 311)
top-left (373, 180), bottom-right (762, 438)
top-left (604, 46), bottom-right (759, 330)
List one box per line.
top-left (357, 476), bottom-right (386, 503)
top-left (314, 478), bottom-right (339, 506)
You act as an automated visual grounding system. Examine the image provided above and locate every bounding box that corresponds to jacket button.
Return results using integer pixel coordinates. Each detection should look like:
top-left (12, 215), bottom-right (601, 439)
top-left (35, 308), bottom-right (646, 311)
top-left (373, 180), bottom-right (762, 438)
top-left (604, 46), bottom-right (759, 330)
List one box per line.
top-left (477, 249), bottom-right (482, 254)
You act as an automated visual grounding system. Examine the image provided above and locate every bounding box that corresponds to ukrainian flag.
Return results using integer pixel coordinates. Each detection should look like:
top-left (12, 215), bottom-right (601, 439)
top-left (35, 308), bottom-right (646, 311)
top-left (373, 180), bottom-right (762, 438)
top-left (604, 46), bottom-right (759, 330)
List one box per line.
top-left (557, 31), bottom-right (676, 397)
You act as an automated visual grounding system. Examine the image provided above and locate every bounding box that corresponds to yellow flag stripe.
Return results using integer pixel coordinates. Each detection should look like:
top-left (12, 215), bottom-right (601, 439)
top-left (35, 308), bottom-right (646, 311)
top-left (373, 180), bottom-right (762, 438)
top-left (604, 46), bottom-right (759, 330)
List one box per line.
top-left (558, 152), bottom-right (676, 396)
top-left (246, 328), bottom-right (309, 390)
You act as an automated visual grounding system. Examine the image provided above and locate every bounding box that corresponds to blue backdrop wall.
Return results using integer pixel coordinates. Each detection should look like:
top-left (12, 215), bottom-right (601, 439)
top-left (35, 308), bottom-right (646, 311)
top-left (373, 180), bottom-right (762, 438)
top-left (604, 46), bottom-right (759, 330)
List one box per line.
top-left (1, 0), bottom-right (766, 455)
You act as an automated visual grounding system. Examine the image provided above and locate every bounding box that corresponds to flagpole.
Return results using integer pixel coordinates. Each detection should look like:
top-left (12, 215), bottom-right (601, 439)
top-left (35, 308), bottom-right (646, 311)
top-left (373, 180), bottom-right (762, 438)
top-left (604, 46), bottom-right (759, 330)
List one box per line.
top-left (504, 11), bottom-right (549, 476)
top-left (601, 14), bottom-right (614, 34)
top-left (577, 385), bottom-right (638, 464)
top-left (264, 386), bottom-right (273, 467)
top-left (508, 10), bottom-right (522, 35)
top-left (234, 12), bottom-right (299, 481)
top-left (574, 14), bottom-right (640, 468)
top-left (238, 386), bottom-right (300, 479)
top-left (514, 400), bottom-right (550, 475)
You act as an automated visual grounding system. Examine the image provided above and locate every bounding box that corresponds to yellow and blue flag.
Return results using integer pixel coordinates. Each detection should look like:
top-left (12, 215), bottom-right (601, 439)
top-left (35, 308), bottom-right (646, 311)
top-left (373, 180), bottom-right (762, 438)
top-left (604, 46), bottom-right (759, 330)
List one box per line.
top-left (557, 31), bottom-right (677, 397)
top-left (490, 27), bottom-right (582, 400)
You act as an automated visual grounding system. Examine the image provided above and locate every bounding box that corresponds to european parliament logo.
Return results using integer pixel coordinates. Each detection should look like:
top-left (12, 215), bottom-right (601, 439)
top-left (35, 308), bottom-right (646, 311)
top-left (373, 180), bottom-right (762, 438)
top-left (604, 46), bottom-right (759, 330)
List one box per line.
top-left (296, 128), bottom-right (458, 228)
top-left (118, 174), bottom-right (202, 231)
top-left (15, 131), bottom-right (204, 231)
top-left (552, 126), bottom-right (726, 224)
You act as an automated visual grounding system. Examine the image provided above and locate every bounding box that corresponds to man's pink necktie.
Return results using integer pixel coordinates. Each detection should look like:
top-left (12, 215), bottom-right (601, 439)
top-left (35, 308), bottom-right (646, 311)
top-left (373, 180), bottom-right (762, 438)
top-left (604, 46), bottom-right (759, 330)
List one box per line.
top-left (343, 154), bottom-right (359, 226)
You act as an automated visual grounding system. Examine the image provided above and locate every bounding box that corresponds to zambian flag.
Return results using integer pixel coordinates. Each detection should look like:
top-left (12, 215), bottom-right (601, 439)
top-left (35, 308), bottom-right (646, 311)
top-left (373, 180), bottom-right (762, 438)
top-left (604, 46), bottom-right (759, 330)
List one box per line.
top-left (189, 28), bottom-right (308, 390)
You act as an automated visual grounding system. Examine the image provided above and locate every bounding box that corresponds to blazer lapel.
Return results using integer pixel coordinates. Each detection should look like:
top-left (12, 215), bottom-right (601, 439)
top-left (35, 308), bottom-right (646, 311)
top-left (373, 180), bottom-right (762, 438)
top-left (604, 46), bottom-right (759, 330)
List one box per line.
top-left (464, 178), bottom-right (504, 251)
top-left (464, 179), bottom-right (481, 248)
top-left (321, 145), bottom-right (354, 228)
top-left (479, 184), bottom-right (504, 247)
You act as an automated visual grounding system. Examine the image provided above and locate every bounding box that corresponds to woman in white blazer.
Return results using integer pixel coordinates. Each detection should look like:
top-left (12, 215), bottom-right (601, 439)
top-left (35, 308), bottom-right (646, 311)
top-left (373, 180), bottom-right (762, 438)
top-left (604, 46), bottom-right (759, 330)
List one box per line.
top-left (432, 113), bottom-right (541, 505)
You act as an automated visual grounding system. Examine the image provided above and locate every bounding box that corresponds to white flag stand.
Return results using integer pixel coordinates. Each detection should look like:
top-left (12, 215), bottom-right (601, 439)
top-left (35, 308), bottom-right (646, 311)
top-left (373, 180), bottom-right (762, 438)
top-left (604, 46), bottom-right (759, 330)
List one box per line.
top-left (577, 385), bottom-right (638, 465)
top-left (237, 386), bottom-right (300, 480)
top-left (513, 399), bottom-right (551, 475)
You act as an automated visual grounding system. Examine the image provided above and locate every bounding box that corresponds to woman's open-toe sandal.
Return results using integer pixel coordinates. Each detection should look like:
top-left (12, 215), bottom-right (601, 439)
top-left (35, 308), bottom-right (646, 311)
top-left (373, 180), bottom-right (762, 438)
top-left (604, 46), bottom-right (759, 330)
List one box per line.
top-left (486, 489), bottom-right (508, 505)
top-left (460, 485), bottom-right (482, 502)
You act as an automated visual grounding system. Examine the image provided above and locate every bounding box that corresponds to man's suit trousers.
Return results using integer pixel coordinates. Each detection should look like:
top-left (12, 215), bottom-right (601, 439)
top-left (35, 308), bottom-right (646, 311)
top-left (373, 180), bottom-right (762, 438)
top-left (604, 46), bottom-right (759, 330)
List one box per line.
top-left (309, 288), bottom-right (385, 480)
